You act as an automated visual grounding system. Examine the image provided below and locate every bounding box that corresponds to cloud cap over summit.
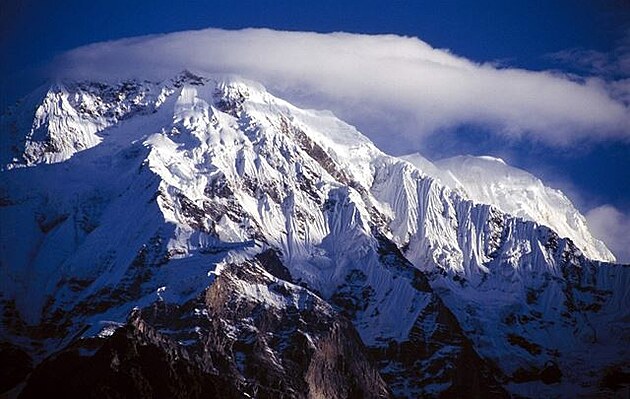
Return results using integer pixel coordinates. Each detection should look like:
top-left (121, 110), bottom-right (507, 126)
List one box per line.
top-left (52, 28), bottom-right (630, 150)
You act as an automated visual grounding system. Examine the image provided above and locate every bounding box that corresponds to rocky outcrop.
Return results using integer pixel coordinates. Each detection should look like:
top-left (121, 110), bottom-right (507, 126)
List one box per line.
top-left (18, 313), bottom-right (239, 399)
top-left (19, 255), bottom-right (391, 399)
top-left (199, 256), bottom-right (392, 398)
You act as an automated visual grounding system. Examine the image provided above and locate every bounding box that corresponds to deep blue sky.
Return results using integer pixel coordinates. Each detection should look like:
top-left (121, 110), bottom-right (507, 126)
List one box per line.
top-left (1, 0), bottom-right (629, 213)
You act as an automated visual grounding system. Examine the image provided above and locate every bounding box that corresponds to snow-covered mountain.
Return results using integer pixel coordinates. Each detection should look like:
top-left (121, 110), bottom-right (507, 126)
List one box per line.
top-left (1, 72), bottom-right (628, 398)
top-left (401, 153), bottom-right (615, 262)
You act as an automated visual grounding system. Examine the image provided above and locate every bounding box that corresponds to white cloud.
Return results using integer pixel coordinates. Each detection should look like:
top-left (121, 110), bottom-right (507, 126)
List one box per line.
top-left (51, 28), bottom-right (630, 153)
top-left (586, 205), bottom-right (630, 264)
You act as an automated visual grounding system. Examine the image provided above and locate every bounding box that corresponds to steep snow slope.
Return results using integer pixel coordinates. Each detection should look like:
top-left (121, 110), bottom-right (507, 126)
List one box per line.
top-left (372, 159), bottom-right (629, 395)
top-left (1, 72), bottom-right (628, 398)
top-left (401, 153), bottom-right (615, 262)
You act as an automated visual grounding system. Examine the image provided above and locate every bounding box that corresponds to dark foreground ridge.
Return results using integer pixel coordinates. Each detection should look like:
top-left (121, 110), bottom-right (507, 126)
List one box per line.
top-left (16, 254), bottom-right (508, 398)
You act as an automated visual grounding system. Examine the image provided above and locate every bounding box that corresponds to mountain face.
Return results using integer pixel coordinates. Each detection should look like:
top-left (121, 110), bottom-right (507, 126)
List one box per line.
top-left (401, 153), bottom-right (615, 263)
top-left (0, 72), bottom-right (628, 398)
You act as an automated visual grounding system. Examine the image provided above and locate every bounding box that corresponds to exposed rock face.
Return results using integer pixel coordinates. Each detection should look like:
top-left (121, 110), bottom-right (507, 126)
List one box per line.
top-left (19, 255), bottom-right (391, 399)
top-left (18, 312), bottom-right (240, 399)
top-left (201, 256), bottom-right (391, 398)
top-left (1, 72), bottom-right (628, 398)
top-left (16, 247), bottom-right (509, 399)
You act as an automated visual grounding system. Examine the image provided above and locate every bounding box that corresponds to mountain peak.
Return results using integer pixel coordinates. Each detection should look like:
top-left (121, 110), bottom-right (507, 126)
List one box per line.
top-left (401, 152), bottom-right (615, 262)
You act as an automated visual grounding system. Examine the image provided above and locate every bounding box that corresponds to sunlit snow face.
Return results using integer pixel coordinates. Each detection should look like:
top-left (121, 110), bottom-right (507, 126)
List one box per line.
top-left (7, 27), bottom-right (630, 263)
